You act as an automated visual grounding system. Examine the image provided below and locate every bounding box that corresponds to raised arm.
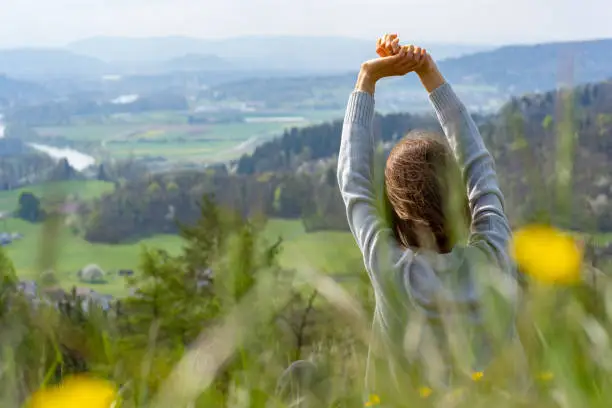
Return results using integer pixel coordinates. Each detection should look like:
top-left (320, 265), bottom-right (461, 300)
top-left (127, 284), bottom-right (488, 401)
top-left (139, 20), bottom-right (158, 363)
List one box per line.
top-left (416, 58), bottom-right (514, 273)
top-left (337, 48), bottom-right (423, 297)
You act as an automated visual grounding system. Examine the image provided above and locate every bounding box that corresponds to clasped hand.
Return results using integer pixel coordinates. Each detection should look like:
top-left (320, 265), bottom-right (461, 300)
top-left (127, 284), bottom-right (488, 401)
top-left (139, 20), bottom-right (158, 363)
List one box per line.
top-left (361, 34), bottom-right (431, 82)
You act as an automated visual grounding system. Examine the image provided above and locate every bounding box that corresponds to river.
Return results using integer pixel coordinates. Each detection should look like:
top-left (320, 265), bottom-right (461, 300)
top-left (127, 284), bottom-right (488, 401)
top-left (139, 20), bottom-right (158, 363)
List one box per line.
top-left (0, 119), bottom-right (95, 171)
top-left (28, 143), bottom-right (95, 171)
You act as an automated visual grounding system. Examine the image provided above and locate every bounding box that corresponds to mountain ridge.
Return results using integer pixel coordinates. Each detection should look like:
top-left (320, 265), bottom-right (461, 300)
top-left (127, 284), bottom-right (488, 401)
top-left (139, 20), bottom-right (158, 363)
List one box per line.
top-left (200, 37), bottom-right (612, 112)
top-left (0, 48), bottom-right (110, 80)
top-left (66, 35), bottom-right (494, 71)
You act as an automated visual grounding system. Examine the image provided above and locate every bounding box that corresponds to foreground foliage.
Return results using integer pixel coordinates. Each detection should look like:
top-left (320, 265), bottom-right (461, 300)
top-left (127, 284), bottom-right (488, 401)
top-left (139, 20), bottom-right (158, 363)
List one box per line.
top-left (0, 193), bottom-right (609, 408)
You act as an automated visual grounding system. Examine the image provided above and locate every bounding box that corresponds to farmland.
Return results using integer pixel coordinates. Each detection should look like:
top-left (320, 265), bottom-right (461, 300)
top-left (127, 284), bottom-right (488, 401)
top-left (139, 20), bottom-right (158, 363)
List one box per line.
top-left (33, 109), bottom-right (344, 164)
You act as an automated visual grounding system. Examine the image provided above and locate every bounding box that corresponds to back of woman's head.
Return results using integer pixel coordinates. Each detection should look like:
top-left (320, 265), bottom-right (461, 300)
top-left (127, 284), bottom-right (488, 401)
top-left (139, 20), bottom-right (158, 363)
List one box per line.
top-left (384, 131), bottom-right (469, 253)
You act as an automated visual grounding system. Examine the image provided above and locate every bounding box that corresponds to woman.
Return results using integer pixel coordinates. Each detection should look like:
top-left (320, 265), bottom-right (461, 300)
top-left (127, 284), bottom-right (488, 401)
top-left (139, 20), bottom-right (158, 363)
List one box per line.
top-left (337, 35), bottom-right (521, 392)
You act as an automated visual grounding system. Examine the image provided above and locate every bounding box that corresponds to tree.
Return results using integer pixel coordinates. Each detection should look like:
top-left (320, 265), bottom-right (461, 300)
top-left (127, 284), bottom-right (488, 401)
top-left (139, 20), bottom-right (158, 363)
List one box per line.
top-left (120, 248), bottom-right (193, 346)
top-left (179, 194), bottom-right (236, 273)
top-left (17, 191), bottom-right (45, 222)
top-left (48, 158), bottom-right (80, 181)
top-left (96, 164), bottom-right (111, 181)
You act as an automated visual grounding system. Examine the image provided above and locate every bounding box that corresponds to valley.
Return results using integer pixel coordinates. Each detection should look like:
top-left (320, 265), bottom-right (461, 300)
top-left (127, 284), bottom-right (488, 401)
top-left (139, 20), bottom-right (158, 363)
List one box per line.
top-left (2, 27), bottom-right (612, 407)
top-left (1, 35), bottom-right (612, 300)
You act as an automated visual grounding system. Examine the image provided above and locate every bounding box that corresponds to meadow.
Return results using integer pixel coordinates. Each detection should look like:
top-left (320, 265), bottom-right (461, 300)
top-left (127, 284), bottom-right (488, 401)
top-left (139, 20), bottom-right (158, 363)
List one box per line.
top-left (7, 206), bottom-right (610, 299)
top-left (34, 109), bottom-right (343, 163)
top-left (4, 217), bottom-right (359, 296)
top-left (0, 177), bottom-right (359, 296)
top-left (4, 178), bottom-right (610, 299)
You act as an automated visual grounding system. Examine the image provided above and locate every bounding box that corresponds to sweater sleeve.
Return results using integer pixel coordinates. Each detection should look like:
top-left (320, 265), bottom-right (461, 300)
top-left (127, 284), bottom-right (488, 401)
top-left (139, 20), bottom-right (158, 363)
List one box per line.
top-left (336, 91), bottom-right (410, 307)
top-left (429, 83), bottom-right (514, 274)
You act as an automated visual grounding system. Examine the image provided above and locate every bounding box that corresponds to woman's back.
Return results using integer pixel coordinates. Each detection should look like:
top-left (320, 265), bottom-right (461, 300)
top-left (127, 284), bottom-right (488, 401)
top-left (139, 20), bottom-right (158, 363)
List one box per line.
top-left (336, 48), bottom-right (521, 392)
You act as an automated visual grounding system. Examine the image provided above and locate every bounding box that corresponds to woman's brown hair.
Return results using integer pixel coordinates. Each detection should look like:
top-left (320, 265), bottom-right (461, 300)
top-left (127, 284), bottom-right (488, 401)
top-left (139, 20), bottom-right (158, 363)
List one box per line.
top-left (384, 131), bottom-right (470, 253)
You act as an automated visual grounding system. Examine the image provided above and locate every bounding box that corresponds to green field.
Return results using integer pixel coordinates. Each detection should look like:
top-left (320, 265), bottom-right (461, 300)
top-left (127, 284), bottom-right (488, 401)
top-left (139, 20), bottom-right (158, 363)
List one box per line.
top-left (6, 204), bottom-right (611, 298)
top-left (3, 215), bottom-right (359, 297)
top-left (34, 109), bottom-right (342, 163)
top-left (3, 217), bottom-right (185, 296)
top-left (0, 180), bottom-right (115, 213)
top-left (263, 219), bottom-right (360, 274)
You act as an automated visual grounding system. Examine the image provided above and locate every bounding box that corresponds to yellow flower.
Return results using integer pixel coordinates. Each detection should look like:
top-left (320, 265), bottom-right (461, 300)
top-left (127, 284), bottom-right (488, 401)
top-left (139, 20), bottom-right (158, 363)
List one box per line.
top-left (419, 386), bottom-right (433, 398)
top-left (28, 376), bottom-right (117, 408)
top-left (471, 371), bottom-right (484, 382)
top-left (365, 393), bottom-right (380, 407)
top-left (510, 225), bottom-right (583, 285)
top-left (538, 371), bottom-right (554, 381)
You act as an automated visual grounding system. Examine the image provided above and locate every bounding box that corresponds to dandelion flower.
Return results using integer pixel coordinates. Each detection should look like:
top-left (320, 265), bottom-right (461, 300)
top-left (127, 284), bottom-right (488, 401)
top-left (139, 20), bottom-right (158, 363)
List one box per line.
top-left (538, 371), bottom-right (554, 381)
top-left (28, 375), bottom-right (117, 408)
top-left (510, 224), bottom-right (583, 285)
top-left (365, 393), bottom-right (380, 407)
top-left (419, 386), bottom-right (433, 398)
top-left (471, 371), bottom-right (484, 382)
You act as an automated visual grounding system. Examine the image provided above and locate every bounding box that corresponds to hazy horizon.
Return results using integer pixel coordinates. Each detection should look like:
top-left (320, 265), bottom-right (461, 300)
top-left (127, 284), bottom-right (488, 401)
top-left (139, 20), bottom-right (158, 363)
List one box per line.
top-left (0, 0), bottom-right (609, 49)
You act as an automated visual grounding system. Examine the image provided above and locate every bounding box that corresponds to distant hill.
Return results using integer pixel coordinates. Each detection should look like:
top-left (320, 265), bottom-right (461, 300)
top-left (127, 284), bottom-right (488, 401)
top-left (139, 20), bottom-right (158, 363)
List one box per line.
top-left (67, 35), bottom-right (493, 72)
top-left (0, 137), bottom-right (34, 157)
top-left (437, 38), bottom-right (612, 93)
top-left (0, 36), bottom-right (490, 85)
top-left (160, 53), bottom-right (233, 72)
top-left (202, 38), bottom-right (612, 112)
top-left (0, 75), bottom-right (52, 107)
top-left (0, 49), bottom-right (109, 80)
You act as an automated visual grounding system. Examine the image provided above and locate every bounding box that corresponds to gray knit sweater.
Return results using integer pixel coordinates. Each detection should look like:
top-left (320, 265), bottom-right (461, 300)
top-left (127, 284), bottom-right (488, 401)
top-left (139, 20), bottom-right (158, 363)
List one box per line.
top-left (337, 82), bottom-right (519, 390)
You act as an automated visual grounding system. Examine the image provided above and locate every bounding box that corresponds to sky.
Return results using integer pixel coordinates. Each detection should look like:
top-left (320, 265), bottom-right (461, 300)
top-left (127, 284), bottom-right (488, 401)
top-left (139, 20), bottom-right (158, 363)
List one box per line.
top-left (0, 0), bottom-right (610, 48)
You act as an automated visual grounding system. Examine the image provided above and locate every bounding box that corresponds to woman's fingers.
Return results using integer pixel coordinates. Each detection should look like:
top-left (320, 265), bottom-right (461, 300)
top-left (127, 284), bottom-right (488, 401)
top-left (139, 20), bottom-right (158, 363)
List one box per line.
top-left (416, 49), bottom-right (428, 69)
top-left (384, 33), bottom-right (398, 43)
top-left (397, 57), bottom-right (419, 72)
top-left (383, 34), bottom-right (399, 55)
top-left (384, 38), bottom-right (394, 54)
top-left (388, 47), bottom-right (405, 63)
top-left (395, 47), bottom-right (427, 74)
top-left (391, 37), bottom-right (400, 54)
top-left (376, 38), bottom-right (387, 57)
top-left (413, 46), bottom-right (422, 63)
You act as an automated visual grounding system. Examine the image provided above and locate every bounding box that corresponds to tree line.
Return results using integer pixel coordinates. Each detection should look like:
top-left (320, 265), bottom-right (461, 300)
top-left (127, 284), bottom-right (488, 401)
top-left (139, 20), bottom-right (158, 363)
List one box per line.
top-left (78, 166), bottom-right (349, 243)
